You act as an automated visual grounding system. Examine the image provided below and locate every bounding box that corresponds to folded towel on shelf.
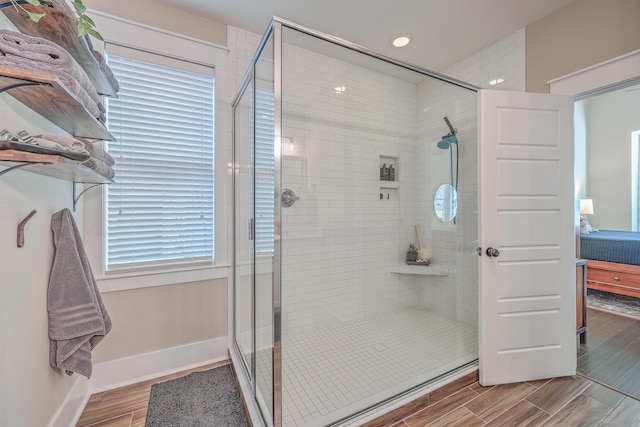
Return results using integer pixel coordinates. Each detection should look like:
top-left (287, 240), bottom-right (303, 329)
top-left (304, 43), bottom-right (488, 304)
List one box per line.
top-left (48, 208), bottom-right (111, 378)
top-left (0, 55), bottom-right (101, 118)
top-left (91, 49), bottom-right (120, 93)
top-left (84, 157), bottom-right (116, 179)
top-left (31, 134), bottom-right (116, 170)
top-left (0, 30), bottom-right (101, 118)
top-left (34, 133), bottom-right (92, 155)
top-left (77, 138), bottom-right (116, 166)
top-left (30, 136), bottom-right (85, 156)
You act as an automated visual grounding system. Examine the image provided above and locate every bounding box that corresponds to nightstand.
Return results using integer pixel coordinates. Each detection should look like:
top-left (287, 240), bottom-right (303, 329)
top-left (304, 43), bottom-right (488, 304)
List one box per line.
top-left (576, 259), bottom-right (587, 343)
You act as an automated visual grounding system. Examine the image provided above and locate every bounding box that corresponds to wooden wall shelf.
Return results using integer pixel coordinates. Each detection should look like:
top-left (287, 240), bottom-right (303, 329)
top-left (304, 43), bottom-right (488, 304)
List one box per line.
top-left (1, 0), bottom-right (118, 98)
top-left (0, 149), bottom-right (113, 184)
top-left (0, 66), bottom-right (114, 140)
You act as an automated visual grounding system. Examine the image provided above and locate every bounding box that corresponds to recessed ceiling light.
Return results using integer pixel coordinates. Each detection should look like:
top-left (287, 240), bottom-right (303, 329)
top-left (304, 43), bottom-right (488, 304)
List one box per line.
top-left (334, 85), bottom-right (346, 93)
top-left (489, 78), bottom-right (505, 86)
top-left (392, 34), bottom-right (412, 48)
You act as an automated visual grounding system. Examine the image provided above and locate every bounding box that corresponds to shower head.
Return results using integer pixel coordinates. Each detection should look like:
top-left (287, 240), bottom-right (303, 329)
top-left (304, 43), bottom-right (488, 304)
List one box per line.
top-left (443, 116), bottom-right (456, 136)
top-left (437, 116), bottom-right (459, 149)
top-left (437, 134), bottom-right (458, 149)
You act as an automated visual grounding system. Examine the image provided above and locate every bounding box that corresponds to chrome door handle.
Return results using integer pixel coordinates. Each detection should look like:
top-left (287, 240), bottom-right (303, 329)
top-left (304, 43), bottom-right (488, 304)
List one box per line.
top-left (486, 247), bottom-right (500, 258)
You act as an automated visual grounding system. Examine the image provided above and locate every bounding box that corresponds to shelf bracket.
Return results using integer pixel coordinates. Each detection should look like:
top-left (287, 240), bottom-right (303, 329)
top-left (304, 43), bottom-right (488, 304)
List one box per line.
top-left (0, 161), bottom-right (48, 177)
top-left (17, 209), bottom-right (36, 248)
top-left (73, 182), bottom-right (102, 212)
top-left (0, 80), bottom-right (53, 94)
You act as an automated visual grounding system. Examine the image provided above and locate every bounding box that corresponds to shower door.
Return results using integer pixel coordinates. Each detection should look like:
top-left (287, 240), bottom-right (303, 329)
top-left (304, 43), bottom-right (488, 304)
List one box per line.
top-left (233, 29), bottom-right (277, 427)
top-left (234, 74), bottom-right (254, 384)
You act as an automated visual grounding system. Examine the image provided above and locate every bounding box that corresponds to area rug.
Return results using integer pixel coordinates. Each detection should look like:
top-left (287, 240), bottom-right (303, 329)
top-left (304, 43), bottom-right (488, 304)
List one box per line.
top-left (145, 365), bottom-right (249, 427)
top-left (587, 288), bottom-right (640, 319)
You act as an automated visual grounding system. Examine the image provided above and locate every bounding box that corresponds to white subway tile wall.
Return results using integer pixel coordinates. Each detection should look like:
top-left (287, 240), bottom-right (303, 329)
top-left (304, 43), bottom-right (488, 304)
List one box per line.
top-left (279, 38), bottom-right (421, 338)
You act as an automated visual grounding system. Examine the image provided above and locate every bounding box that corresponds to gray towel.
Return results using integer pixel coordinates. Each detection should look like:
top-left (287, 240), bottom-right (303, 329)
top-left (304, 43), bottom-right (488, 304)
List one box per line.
top-left (92, 49), bottom-right (120, 93)
top-left (78, 138), bottom-right (116, 166)
top-left (48, 208), bottom-right (111, 378)
top-left (34, 133), bottom-right (92, 155)
top-left (84, 157), bottom-right (116, 179)
top-left (0, 30), bottom-right (101, 118)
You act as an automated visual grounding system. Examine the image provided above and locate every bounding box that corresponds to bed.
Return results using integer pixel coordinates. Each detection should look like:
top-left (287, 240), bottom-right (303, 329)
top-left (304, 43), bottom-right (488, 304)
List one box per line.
top-left (580, 230), bottom-right (640, 298)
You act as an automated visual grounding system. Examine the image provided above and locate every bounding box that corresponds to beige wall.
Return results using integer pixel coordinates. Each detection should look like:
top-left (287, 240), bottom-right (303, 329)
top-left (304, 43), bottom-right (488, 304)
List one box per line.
top-left (84, 0), bottom-right (227, 46)
top-left (526, 0), bottom-right (640, 93)
top-left (93, 279), bottom-right (228, 363)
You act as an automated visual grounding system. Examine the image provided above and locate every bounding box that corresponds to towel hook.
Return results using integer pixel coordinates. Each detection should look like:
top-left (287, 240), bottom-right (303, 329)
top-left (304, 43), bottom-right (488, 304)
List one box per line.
top-left (17, 210), bottom-right (37, 248)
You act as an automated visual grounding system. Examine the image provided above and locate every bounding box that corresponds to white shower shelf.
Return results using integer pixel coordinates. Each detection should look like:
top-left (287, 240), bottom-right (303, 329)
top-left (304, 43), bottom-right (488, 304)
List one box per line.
top-left (390, 264), bottom-right (449, 276)
top-left (379, 181), bottom-right (399, 189)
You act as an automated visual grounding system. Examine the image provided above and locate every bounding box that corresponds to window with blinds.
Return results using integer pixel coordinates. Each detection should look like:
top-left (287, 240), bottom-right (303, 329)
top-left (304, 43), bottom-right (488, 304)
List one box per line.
top-left (105, 49), bottom-right (215, 272)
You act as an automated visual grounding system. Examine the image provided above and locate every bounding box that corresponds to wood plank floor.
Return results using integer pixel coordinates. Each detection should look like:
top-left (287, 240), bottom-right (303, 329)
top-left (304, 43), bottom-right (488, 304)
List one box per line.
top-left (76, 309), bottom-right (640, 427)
top-left (578, 308), bottom-right (640, 400)
top-left (75, 361), bottom-right (229, 427)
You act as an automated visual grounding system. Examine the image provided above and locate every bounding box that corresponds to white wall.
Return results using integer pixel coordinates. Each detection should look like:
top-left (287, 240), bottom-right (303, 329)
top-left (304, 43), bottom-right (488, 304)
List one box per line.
top-left (584, 86), bottom-right (640, 230)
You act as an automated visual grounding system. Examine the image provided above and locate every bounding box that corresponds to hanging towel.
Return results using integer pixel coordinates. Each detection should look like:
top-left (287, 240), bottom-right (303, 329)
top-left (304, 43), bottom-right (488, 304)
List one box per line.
top-left (48, 208), bottom-right (111, 378)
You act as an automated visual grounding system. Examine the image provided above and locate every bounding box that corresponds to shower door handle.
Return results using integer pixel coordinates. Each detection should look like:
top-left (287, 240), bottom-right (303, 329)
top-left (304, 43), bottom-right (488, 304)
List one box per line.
top-left (247, 218), bottom-right (254, 240)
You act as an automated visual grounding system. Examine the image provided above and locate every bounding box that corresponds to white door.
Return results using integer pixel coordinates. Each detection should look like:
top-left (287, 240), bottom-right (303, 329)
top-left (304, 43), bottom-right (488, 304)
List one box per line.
top-left (479, 89), bottom-right (575, 386)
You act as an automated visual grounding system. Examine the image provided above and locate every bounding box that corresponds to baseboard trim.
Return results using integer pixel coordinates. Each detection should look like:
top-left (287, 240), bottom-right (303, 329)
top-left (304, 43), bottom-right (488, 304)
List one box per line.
top-left (90, 337), bottom-right (229, 393)
top-left (48, 377), bottom-right (89, 427)
top-left (49, 337), bottom-right (228, 427)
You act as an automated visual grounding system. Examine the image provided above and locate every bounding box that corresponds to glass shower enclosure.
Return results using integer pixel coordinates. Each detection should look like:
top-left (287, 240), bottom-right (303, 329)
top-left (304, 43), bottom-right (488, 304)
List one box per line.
top-left (232, 18), bottom-right (479, 427)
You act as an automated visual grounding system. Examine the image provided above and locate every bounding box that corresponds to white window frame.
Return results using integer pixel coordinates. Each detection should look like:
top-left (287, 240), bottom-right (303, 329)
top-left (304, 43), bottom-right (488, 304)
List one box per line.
top-left (83, 11), bottom-right (230, 292)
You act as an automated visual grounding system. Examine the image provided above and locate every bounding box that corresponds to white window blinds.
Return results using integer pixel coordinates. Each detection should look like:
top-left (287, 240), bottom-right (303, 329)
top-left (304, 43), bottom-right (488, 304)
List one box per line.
top-left (105, 51), bottom-right (215, 272)
top-left (254, 87), bottom-right (275, 253)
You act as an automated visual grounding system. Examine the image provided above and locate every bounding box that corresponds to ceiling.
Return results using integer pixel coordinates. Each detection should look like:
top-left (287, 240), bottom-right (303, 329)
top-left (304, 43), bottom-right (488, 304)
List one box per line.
top-left (153, 0), bottom-right (574, 71)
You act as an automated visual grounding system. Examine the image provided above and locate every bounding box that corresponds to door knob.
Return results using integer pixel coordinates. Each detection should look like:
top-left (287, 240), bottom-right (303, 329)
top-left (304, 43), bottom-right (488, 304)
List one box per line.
top-left (486, 247), bottom-right (500, 258)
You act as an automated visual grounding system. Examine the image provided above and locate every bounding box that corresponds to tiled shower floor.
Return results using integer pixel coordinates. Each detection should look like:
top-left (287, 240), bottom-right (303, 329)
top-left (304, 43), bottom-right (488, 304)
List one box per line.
top-left (259, 307), bottom-right (478, 427)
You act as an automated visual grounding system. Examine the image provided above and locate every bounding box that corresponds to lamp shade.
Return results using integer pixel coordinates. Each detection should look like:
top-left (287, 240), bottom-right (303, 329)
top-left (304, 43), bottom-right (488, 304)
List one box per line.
top-left (580, 199), bottom-right (594, 215)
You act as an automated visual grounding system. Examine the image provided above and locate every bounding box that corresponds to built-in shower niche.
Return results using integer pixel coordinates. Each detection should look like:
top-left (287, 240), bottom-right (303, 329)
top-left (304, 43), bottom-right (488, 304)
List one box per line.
top-left (379, 155), bottom-right (399, 201)
top-left (379, 154), bottom-right (399, 186)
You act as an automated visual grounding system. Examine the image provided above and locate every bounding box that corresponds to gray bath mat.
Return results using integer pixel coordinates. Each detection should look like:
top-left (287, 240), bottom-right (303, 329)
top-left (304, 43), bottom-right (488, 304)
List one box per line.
top-left (145, 364), bottom-right (249, 426)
